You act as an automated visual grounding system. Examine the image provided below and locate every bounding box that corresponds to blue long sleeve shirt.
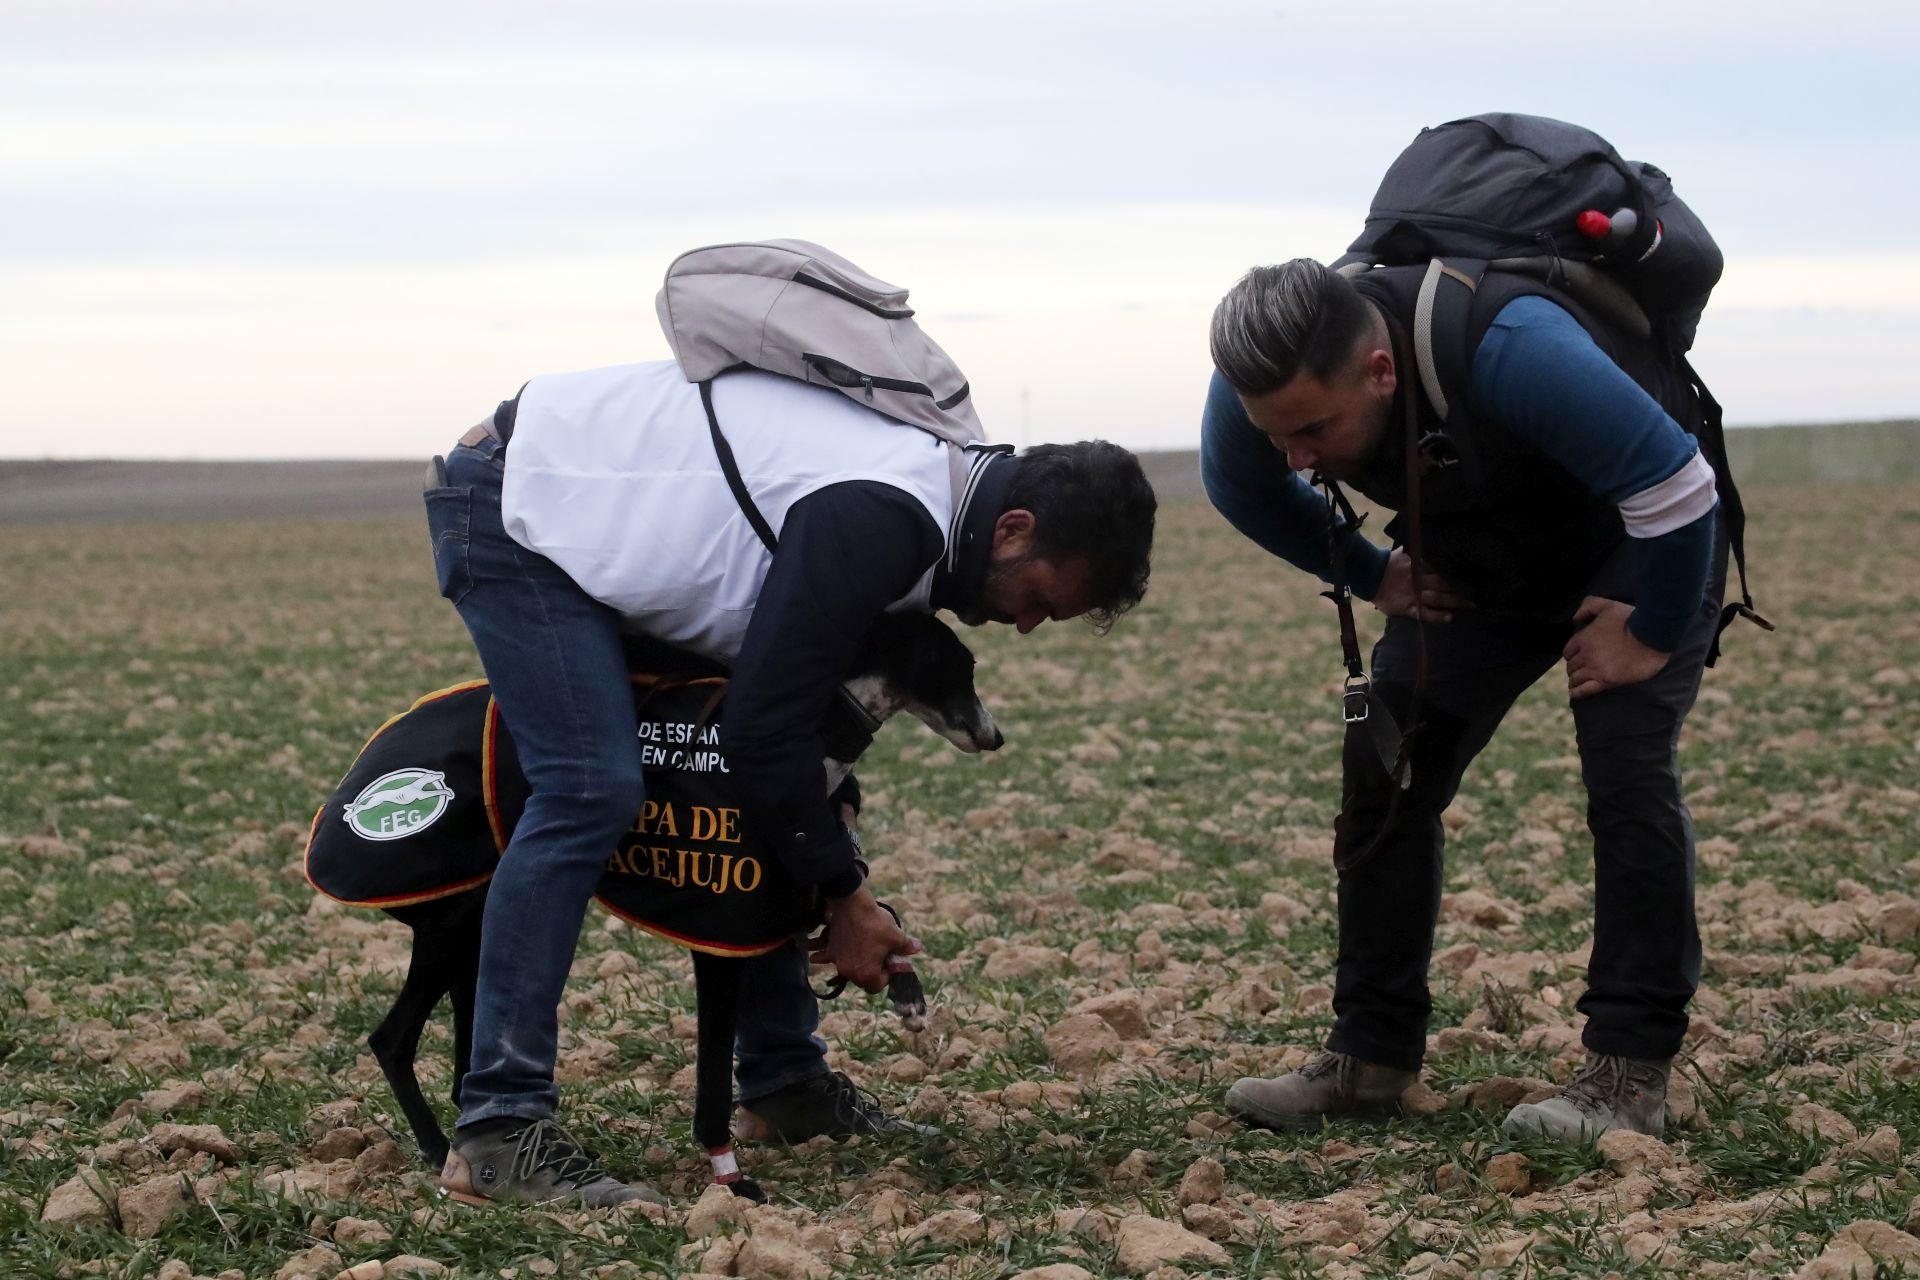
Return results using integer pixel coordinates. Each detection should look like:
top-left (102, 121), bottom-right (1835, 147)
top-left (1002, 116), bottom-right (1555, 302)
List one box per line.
top-left (1200, 295), bottom-right (1717, 651)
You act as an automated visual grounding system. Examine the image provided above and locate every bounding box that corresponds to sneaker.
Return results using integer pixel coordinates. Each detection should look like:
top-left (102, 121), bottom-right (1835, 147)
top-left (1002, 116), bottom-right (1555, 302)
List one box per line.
top-left (1501, 1052), bottom-right (1669, 1141)
top-left (1224, 1051), bottom-right (1418, 1130)
top-left (738, 1071), bottom-right (934, 1143)
top-left (440, 1117), bottom-right (667, 1207)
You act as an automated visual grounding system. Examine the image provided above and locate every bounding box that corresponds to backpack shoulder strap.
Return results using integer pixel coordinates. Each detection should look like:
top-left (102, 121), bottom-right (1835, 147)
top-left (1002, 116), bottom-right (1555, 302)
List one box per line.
top-left (700, 379), bottom-right (779, 555)
top-left (1411, 258), bottom-right (1481, 423)
top-left (704, 377), bottom-right (1011, 562)
top-left (1415, 257), bottom-right (1644, 424)
top-left (1340, 258), bottom-right (1477, 425)
top-left (1678, 359), bottom-right (1774, 664)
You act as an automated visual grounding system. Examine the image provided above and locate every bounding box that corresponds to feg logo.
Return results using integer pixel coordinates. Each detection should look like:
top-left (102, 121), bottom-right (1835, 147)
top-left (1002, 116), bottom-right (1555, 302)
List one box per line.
top-left (344, 768), bottom-right (455, 841)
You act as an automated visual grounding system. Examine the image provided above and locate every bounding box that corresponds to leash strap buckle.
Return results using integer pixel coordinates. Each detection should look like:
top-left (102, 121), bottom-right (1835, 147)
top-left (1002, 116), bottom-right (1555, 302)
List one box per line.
top-left (1343, 674), bottom-right (1372, 724)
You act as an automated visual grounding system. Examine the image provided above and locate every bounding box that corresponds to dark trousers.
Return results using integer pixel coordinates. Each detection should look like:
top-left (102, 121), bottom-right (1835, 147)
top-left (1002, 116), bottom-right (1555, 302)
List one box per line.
top-left (1324, 547), bottom-right (1722, 1070)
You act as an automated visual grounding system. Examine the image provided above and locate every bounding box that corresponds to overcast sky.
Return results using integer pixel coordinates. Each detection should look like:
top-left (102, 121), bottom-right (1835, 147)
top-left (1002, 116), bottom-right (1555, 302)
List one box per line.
top-left (4, 0), bottom-right (1914, 458)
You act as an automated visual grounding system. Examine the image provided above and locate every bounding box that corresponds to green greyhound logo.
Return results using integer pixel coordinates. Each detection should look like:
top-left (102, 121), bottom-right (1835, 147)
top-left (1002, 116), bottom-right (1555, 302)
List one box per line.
top-left (344, 768), bottom-right (455, 841)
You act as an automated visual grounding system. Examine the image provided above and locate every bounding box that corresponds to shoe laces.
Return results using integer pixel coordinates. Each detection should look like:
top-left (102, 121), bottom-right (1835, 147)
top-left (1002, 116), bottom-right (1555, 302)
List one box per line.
top-left (510, 1119), bottom-right (613, 1189)
top-left (1565, 1054), bottom-right (1662, 1116)
top-left (822, 1070), bottom-right (889, 1129)
top-left (1299, 1051), bottom-right (1357, 1089)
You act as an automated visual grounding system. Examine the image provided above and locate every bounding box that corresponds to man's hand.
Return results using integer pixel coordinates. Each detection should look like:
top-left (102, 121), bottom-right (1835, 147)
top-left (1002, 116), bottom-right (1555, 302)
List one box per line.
top-left (1369, 549), bottom-right (1473, 622)
top-left (1564, 596), bottom-right (1669, 699)
top-left (810, 884), bottom-right (921, 993)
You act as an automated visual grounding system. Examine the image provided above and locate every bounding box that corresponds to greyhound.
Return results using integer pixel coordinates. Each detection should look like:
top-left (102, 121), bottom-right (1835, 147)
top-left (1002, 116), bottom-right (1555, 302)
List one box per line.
top-left (321, 613), bottom-right (1001, 1201)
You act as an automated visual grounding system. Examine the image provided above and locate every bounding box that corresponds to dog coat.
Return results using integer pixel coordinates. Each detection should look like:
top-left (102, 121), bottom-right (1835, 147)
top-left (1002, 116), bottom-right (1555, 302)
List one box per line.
top-left (304, 675), bottom-right (818, 955)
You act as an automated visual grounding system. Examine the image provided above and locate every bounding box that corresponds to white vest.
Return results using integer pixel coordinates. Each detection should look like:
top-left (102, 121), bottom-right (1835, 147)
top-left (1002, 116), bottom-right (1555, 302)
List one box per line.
top-left (500, 361), bottom-right (955, 661)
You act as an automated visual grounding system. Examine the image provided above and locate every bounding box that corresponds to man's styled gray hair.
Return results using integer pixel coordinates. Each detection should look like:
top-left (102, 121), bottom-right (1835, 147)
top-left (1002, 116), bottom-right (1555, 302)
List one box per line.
top-left (1209, 259), bottom-right (1376, 396)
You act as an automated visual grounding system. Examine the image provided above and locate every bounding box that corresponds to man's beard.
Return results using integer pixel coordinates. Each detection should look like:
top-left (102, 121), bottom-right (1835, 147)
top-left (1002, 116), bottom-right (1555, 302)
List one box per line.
top-left (1317, 394), bottom-right (1395, 485)
top-left (955, 553), bottom-right (1028, 627)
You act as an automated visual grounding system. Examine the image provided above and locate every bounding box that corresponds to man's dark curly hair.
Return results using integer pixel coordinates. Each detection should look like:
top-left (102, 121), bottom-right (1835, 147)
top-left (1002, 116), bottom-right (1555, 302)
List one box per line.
top-left (1007, 440), bottom-right (1156, 631)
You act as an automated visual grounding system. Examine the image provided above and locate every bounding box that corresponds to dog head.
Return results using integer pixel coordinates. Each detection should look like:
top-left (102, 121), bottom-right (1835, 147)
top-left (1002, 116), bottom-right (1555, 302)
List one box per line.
top-left (833, 612), bottom-right (1003, 758)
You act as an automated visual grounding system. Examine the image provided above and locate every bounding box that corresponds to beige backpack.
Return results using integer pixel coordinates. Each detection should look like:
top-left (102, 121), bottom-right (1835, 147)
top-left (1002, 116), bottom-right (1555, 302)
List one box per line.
top-left (655, 239), bottom-right (1000, 548)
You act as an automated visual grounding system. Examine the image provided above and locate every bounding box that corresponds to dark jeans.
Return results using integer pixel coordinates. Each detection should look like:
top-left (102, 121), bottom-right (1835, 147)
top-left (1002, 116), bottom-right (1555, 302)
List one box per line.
top-left (425, 437), bottom-right (827, 1126)
top-left (1325, 544), bottom-right (1723, 1070)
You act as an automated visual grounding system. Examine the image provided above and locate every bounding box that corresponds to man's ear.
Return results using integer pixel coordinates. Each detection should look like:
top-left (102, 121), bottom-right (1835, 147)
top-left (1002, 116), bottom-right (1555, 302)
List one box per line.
top-left (991, 508), bottom-right (1036, 558)
top-left (1364, 346), bottom-right (1396, 397)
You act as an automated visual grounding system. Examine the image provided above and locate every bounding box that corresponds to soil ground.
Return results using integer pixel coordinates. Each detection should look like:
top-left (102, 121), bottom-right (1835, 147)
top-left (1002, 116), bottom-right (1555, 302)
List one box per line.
top-left (1, 458), bottom-right (1916, 1280)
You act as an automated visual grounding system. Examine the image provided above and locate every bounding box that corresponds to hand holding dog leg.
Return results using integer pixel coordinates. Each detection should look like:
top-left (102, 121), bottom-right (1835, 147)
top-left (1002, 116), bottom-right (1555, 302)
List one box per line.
top-left (1369, 549), bottom-right (1473, 622)
top-left (812, 885), bottom-right (921, 993)
top-left (1563, 596), bottom-right (1670, 699)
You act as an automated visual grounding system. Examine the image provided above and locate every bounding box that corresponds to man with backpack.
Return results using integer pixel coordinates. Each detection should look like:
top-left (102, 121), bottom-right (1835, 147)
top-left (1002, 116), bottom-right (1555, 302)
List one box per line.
top-left (1203, 116), bottom-right (1757, 1141)
top-left (423, 242), bottom-right (1157, 1206)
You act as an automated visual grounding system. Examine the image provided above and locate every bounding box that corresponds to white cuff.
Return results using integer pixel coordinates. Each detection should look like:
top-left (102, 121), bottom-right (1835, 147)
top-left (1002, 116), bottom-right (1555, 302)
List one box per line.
top-left (1619, 449), bottom-right (1717, 538)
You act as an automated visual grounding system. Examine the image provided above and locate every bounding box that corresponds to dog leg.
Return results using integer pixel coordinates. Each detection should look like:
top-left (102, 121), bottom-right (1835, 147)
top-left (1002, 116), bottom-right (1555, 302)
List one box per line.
top-left (370, 924), bottom-right (460, 1172)
top-left (375, 891), bottom-right (487, 1172)
top-left (446, 901), bottom-right (483, 1114)
top-left (691, 951), bottom-right (765, 1203)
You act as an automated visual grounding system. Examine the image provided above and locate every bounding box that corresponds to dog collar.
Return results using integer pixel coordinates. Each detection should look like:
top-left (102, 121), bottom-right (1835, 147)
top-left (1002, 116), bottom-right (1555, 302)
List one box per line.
top-left (820, 686), bottom-right (883, 764)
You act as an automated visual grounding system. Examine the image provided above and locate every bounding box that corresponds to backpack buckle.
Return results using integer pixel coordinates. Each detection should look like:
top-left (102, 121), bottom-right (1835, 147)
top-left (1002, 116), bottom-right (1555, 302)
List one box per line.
top-left (1417, 429), bottom-right (1460, 472)
top-left (1343, 674), bottom-right (1372, 724)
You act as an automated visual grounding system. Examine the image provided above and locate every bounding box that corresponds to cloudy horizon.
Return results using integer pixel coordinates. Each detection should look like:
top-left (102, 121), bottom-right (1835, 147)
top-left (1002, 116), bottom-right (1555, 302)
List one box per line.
top-left (4, 0), bottom-right (1914, 459)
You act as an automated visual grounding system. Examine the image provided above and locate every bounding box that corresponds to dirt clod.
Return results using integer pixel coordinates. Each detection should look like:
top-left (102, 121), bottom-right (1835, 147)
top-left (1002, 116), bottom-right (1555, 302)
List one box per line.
top-left (151, 1122), bottom-right (239, 1164)
top-left (1175, 1156), bottom-right (1224, 1206)
top-left (330, 1216), bottom-right (392, 1246)
top-left (41, 1170), bottom-right (116, 1229)
top-left (273, 1245), bottom-right (342, 1280)
top-left (686, 1183), bottom-right (755, 1238)
top-left (116, 1173), bottom-right (188, 1238)
top-left (1597, 1129), bottom-right (1675, 1174)
top-left (1045, 1013), bottom-right (1124, 1076)
top-left (1486, 1152), bottom-right (1531, 1195)
top-left (1787, 1103), bottom-right (1859, 1145)
top-left (1113, 1214), bottom-right (1230, 1274)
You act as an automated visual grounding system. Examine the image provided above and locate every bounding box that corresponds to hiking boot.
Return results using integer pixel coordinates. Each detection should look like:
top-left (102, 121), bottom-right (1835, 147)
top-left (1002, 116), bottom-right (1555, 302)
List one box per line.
top-left (1501, 1052), bottom-right (1670, 1141)
top-left (737, 1071), bottom-right (934, 1142)
top-left (1225, 1051), bottom-right (1418, 1130)
top-left (440, 1117), bottom-right (667, 1207)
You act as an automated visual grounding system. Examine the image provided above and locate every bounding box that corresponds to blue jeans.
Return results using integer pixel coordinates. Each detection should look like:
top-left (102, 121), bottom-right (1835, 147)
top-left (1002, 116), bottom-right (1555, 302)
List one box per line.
top-left (426, 437), bottom-right (826, 1126)
top-left (733, 944), bottom-right (833, 1105)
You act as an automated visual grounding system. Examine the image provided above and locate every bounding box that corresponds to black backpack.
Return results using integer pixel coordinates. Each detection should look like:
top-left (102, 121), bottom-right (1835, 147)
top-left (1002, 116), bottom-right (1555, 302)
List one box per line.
top-left (1332, 112), bottom-right (1768, 660)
